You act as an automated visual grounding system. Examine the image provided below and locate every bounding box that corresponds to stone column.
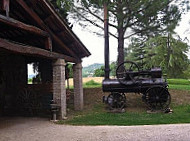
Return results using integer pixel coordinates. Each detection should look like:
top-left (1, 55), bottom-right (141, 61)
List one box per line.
top-left (73, 62), bottom-right (83, 110)
top-left (53, 59), bottom-right (66, 119)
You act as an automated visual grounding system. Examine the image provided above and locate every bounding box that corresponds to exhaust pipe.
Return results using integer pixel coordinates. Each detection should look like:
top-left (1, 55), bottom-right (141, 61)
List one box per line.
top-left (104, 2), bottom-right (110, 80)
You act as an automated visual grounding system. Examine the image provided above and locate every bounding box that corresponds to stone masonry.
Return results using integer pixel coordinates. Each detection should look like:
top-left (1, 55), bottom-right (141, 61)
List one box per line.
top-left (52, 59), bottom-right (66, 119)
top-left (73, 63), bottom-right (83, 111)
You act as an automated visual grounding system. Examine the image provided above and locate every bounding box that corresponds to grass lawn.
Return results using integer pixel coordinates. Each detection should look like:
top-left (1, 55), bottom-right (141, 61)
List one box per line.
top-left (169, 84), bottom-right (190, 90)
top-left (58, 79), bottom-right (190, 126)
top-left (59, 104), bottom-right (190, 126)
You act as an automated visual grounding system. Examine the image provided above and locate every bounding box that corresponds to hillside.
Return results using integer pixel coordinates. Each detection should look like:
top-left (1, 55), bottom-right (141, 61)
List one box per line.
top-left (83, 63), bottom-right (103, 77)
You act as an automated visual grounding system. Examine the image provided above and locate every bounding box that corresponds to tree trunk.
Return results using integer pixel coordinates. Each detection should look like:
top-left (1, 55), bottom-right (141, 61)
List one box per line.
top-left (116, 0), bottom-right (125, 66)
top-left (166, 33), bottom-right (171, 70)
top-left (117, 27), bottom-right (124, 66)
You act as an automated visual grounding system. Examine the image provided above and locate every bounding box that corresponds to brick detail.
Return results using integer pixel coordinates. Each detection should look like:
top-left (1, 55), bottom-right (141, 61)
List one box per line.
top-left (73, 63), bottom-right (83, 111)
top-left (52, 59), bottom-right (66, 119)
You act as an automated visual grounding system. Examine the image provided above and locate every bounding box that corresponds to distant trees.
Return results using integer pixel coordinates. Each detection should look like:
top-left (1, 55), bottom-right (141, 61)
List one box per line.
top-left (93, 66), bottom-right (104, 77)
top-left (126, 34), bottom-right (190, 78)
top-left (93, 62), bottom-right (117, 77)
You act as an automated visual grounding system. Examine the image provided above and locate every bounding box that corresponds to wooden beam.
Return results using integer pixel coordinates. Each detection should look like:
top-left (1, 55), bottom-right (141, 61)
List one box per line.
top-left (0, 38), bottom-right (79, 63)
top-left (2, 0), bottom-right (10, 17)
top-left (0, 14), bottom-right (49, 37)
top-left (45, 37), bottom-right (52, 51)
top-left (44, 15), bottom-right (54, 23)
top-left (0, 14), bottom-right (52, 50)
top-left (15, 0), bottom-right (79, 59)
top-left (41, 0), bottom-right (91, 57)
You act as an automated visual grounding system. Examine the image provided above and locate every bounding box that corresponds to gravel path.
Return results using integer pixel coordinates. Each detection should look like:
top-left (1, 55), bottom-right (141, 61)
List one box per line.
top-left (0, 117), bottom-right (190, 141)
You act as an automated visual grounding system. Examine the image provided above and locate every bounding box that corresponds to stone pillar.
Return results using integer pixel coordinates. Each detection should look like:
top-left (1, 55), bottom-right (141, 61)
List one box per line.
top-left (73, 62), bottom-right (83, 110)
top-left (53, 59), bottom-right (66, 119)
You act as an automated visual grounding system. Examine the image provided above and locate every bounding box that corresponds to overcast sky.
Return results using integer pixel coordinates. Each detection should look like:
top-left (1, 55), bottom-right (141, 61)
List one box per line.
top-left (73, 11), bottom-right (190, 67)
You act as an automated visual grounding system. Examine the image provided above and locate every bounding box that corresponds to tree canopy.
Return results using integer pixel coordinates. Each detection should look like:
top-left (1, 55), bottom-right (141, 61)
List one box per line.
top-left (126, 34), bottom-right (190, 78)
top-left (56, 0), bottom-right (189, 66)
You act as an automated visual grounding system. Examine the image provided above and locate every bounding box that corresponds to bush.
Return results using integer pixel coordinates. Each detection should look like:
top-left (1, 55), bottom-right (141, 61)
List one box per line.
top-left (28, 78), bottom-right (32, 83)
top-left (84, 80), bottom-right (101, 86)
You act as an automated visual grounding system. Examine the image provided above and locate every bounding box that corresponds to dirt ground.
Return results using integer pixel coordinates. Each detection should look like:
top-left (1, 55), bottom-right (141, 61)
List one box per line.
top-left (0, 117), bottom-right (190, 141)
top-left (82, 88), bottom-right (190, 112)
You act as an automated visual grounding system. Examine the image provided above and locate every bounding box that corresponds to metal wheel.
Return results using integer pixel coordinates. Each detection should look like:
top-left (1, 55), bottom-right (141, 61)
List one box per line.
top-left (116, 61), bottom-right (139, 85)
top-left (107, 92), bottom-right (126, 109)
top-left (145, 86), bottom-right (171, 111)
top-left (16, 88), bottom-right (41, 115)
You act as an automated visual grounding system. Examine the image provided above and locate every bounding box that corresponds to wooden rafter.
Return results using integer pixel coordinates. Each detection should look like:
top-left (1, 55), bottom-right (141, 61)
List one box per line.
top-left (0, 38), bottom-right (79, 63)
top-left (0, 14), bottom-right (49, 37)
top-left (15, 0), bottom-right (79, 59)
top-left (41, 0), bottom-right (91, 57)
top-left (2, 0), bottom-right (10, 17)
top-left (0, 14), bottom-right (52, 50)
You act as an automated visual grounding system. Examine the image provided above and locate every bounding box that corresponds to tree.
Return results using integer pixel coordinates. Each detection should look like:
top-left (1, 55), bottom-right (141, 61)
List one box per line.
top-left (65, 63), bottom-right (73, 78)
top-left (126, 34), bottom-right (190, 78)
top-left (125, 37), bottom-right (147, 70)
top-left (110, 61), bottom-right (117, 77)
top-left (93, 62), bottom-right (117, 77)
top-left (56, 0), bottom-right (189, 66)
top-left (93, 66), bottom-right (105, 77)
top-left (49, 0), bottom-right (71, 25)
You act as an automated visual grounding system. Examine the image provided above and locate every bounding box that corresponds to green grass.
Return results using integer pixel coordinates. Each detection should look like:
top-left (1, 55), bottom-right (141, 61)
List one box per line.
top-left (167, 79), bottom-right (190, 85)
top-left (167, 79), bottom-right (190, 90)
top-left (58, 104), bottom-right (190, 126)
top-left (169, 84), bottom-right (190, 90)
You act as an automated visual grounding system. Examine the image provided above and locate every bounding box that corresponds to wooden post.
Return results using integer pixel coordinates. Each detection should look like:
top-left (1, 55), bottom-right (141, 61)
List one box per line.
top-left (45, 37), bottom-right (52, 51)
top-left (2, 0), bottom-right (10, 17)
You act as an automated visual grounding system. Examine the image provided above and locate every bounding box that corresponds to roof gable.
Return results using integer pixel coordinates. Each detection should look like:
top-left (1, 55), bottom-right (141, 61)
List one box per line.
top-left (0, 0), bottom-right (90, 62)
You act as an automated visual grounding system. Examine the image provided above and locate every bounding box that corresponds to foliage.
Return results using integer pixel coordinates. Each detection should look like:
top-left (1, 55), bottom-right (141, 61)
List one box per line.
top-left (126, 34), bottom-right (190, 78)
top-left (93, 62), bottom-right (117, 77)
top-left (66, 63), bottom-right (73, 78)
top-left (83, 63), bottom-right (103, 77)
top-left (125, 38), bottom-right (147, 69)
top-left (182, 65), bottom-right (190, 79)
top-left (110, 62), bottom-right (117, 77)
top-left (57, 0), bottom-right (189, 65)
top-left (83, 80), bottom-right (101, 88)
top-left (93, 66), bottom-right (104, 77)
top-left (28, 78), bottom-right (32, 84)
top-left (85, 80), bottom-right (101, 86)
top-left (49, 0), bottom-right (71, 25)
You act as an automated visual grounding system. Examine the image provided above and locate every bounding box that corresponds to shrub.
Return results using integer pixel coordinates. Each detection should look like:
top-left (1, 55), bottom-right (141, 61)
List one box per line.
top-left (84, 80), bottom-right (101, 86)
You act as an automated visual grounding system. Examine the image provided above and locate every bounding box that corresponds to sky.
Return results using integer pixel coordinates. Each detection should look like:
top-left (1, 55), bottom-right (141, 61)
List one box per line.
top-left (72, 11), bottom-right (190, 67)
